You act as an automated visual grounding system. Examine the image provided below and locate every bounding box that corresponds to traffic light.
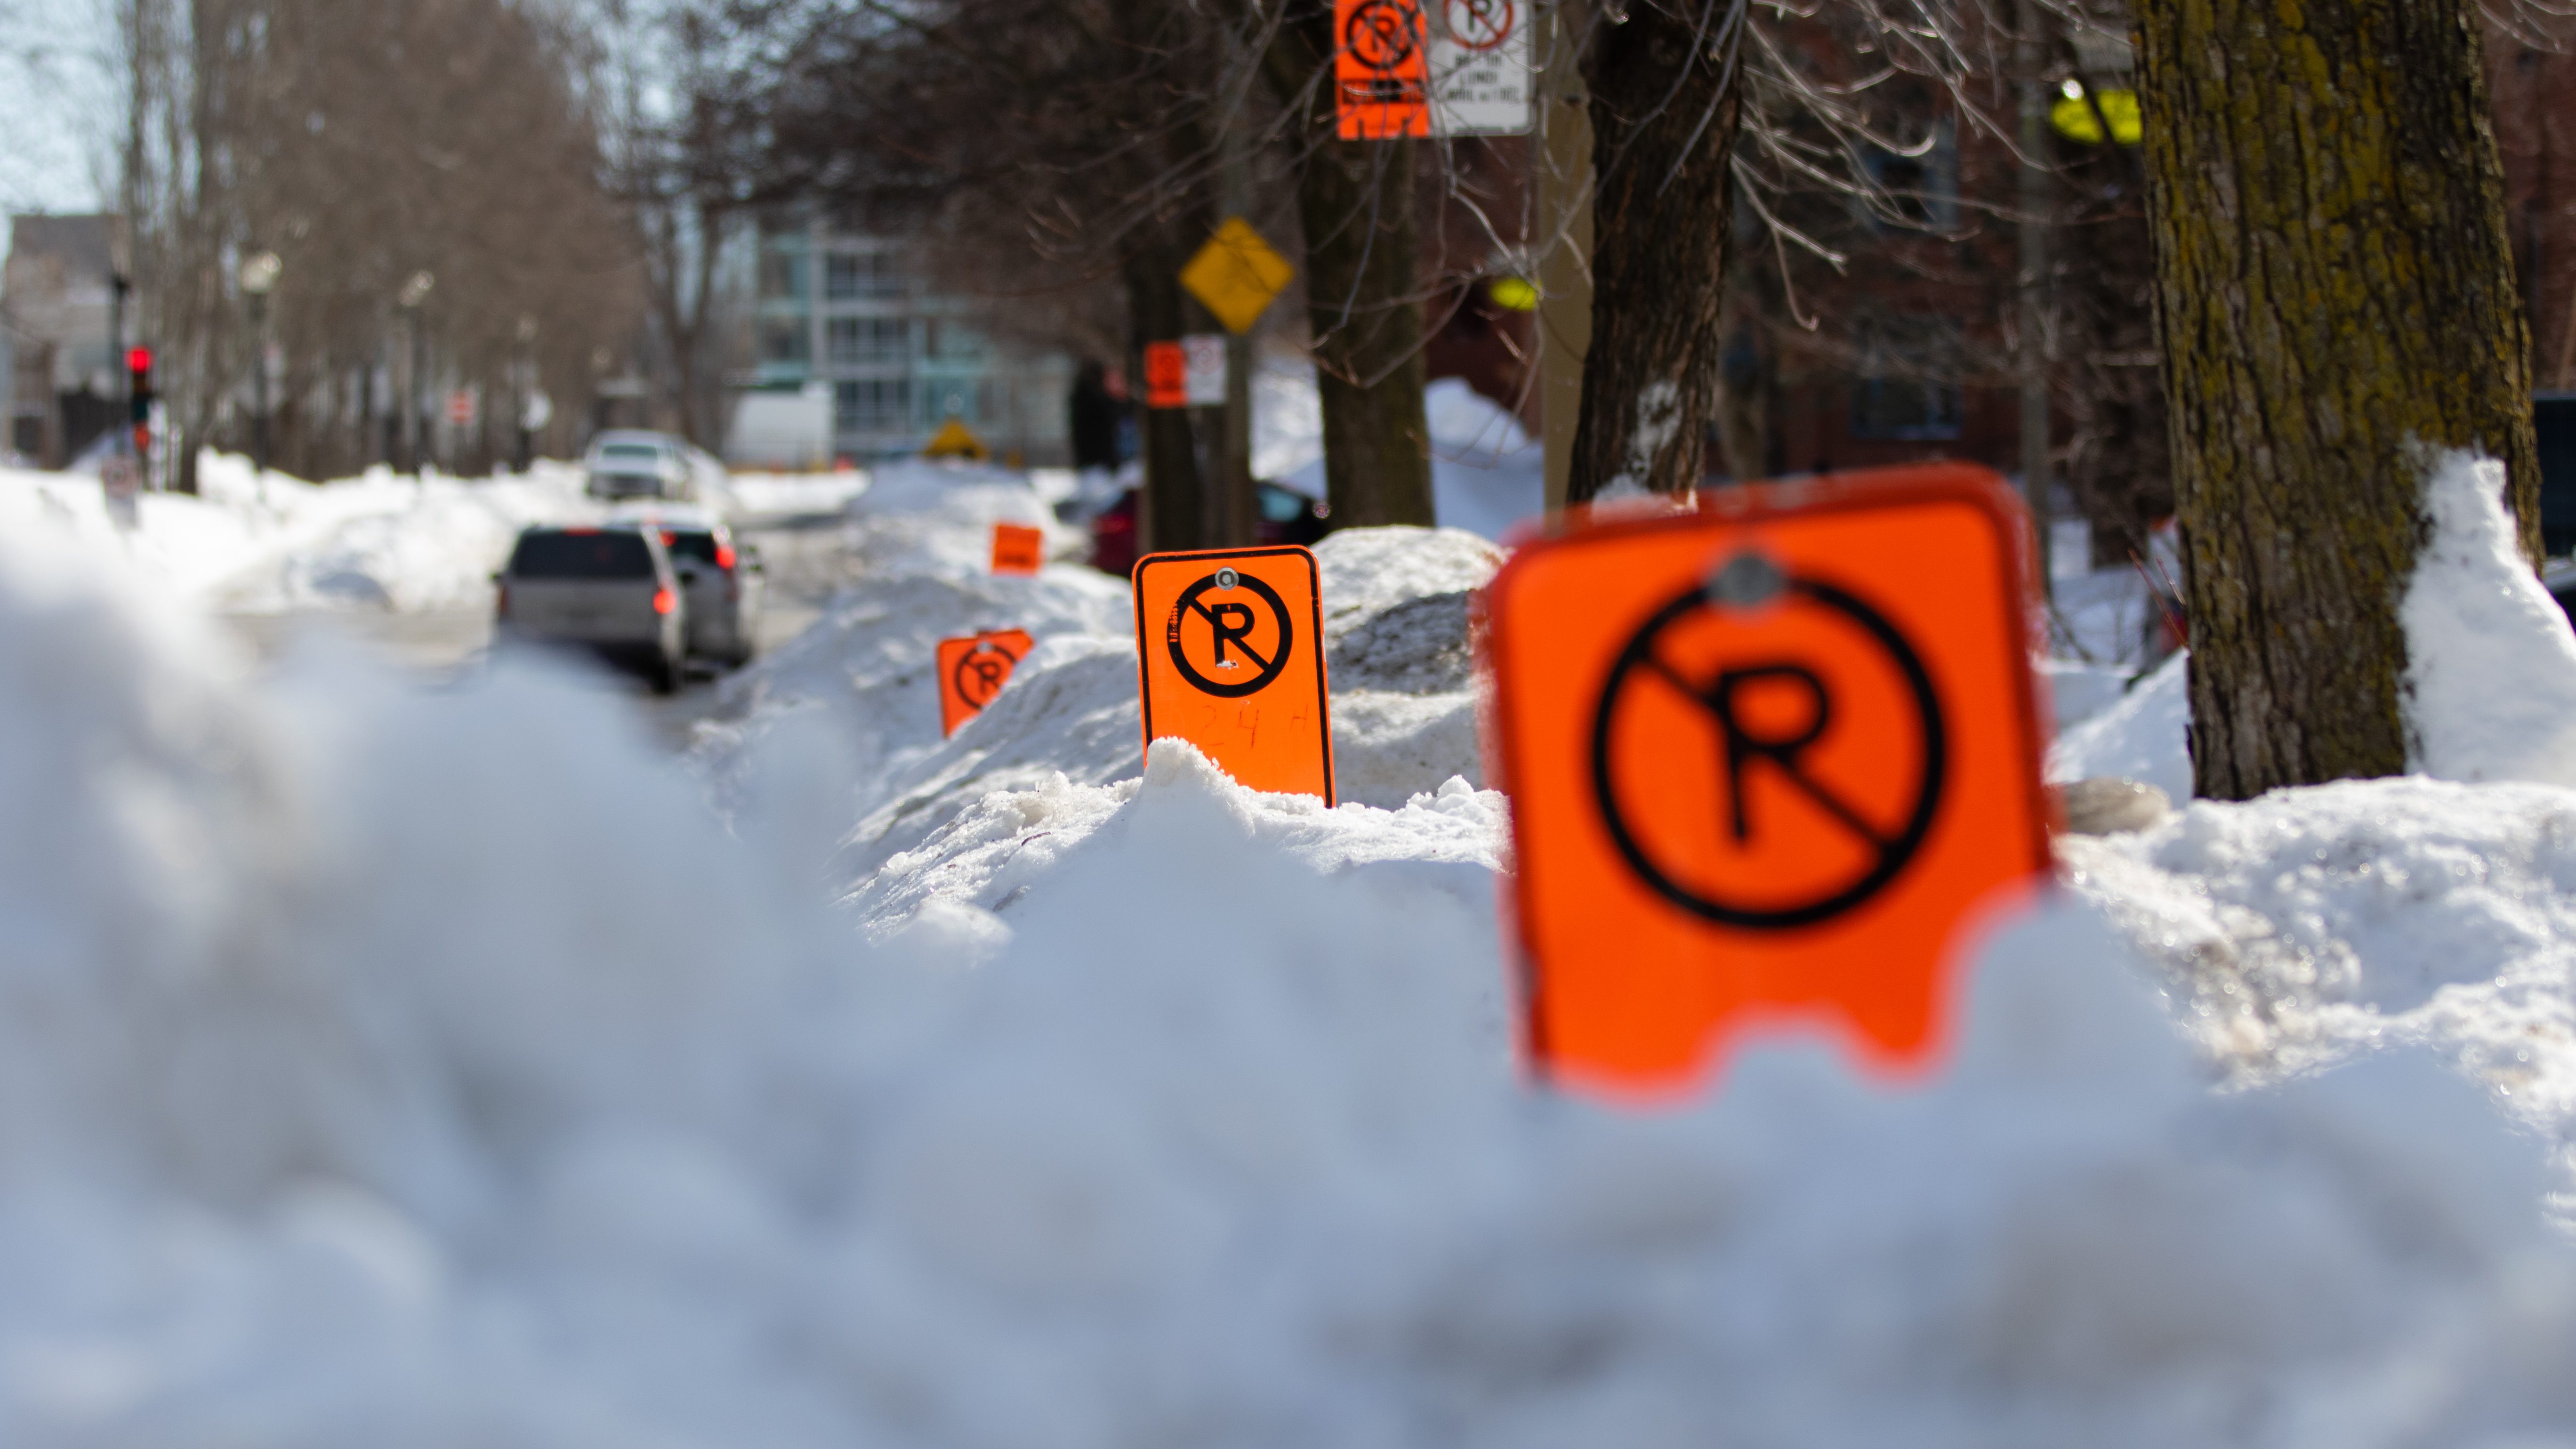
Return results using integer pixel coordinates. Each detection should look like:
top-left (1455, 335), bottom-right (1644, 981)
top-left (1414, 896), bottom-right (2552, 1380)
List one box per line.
top-left (126, 346), bottom-right (153, 425)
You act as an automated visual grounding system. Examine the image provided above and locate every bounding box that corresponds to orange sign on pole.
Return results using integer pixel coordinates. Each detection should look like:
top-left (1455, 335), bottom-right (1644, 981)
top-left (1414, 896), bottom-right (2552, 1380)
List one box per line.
top-left (937, 628), bottom-right (1035, 737)
top-left (990, 522), bottom-right (1045, 576)
top-left (1132, 546), bottom-right (1336, 802)
top-left (1142, 340), bottom-right (1190, 410)
top-left (1335, 0), bottom-right (1431, 139)
top-left (1479, 463), bottom-right (2055, 1098)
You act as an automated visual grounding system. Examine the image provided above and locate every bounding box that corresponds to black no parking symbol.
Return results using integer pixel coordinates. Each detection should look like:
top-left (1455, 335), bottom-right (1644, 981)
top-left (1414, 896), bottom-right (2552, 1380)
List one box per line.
top-left (1166, 567), bottom-right (1294, 698)
top-left (1588, 559), bottom-right (1947, 930)
top-left (951, 639), bottom-right (1018, 708)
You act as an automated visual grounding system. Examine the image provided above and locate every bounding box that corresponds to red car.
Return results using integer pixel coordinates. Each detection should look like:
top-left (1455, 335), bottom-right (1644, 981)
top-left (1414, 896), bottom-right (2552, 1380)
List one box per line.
top-left (1089, 482), bottom-right (1330, 576)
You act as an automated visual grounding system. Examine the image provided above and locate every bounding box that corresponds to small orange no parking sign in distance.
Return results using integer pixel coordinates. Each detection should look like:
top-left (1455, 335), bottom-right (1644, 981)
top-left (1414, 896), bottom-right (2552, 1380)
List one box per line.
top-left (1480, 463), bottom-right (2055, 1097)
top-left (990, 522), bottom-right (1044, 576)
top-left (1132, 546), bottom-right (1336, 803)
top-left (936, 628), bottom-right (1034, 737)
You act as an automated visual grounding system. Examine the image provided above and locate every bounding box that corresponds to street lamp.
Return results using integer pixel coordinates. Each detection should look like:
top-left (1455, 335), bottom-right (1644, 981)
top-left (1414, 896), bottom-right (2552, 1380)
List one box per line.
top-left (239, 250), bottom-right (282, 480)
top-left (515, 314), bottom-right (538, 473)
top-left (396, 270), bottom-right (435, 477)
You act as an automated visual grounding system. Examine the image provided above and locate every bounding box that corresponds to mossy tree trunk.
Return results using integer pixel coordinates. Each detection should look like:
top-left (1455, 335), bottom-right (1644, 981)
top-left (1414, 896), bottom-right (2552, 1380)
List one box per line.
top-left (2135, 0), bottom-right (2538, 798)
top-left (1264, 8), bottom-right (1435, 528)
top-left (1564, 0), bottom-right (1744, 503)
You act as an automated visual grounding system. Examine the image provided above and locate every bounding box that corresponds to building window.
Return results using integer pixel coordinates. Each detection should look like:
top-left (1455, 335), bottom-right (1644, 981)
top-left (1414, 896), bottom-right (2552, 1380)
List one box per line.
top-left (923, 318), bottom-right (983, 362)
top-left (825, 250), bottom-right (904, 301)
top-left (921, 380), bottom-right (984, 425)
top-left (758, 318), bottom-right (810, 366)
top-left (1850, 315), bottom-right (1964, 441)
top-left (1861, 117), bottom-right (1959, 231)
top-left (759, 246), bottom-right (807, 302)
top-left (826, 317), bottom-right (910, 366)
top-left (835, 378), bottom-right (911, 432)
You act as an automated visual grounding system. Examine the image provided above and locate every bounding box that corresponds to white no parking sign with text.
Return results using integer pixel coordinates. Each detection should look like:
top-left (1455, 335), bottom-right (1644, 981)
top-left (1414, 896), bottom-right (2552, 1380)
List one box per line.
top-left (1430, 0), bottom-right (1531, 136)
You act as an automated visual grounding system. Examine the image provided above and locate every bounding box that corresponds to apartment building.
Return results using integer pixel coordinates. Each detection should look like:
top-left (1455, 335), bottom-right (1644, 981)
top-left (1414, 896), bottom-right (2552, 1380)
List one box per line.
top-left (735, 219), bottom-right (1074, 467)
top-left (2, 213), bottom-right (122, 467)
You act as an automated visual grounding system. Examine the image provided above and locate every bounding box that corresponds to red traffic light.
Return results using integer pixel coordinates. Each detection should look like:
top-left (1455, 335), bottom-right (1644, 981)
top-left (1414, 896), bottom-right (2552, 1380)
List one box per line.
top-left (126, 346), bottom-right (153, 374)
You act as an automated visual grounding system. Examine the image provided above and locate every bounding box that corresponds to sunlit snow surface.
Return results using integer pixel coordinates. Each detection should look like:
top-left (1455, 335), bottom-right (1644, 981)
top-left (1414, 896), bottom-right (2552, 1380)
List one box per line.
top-left (6, 450), bottom-right (2576, 1441)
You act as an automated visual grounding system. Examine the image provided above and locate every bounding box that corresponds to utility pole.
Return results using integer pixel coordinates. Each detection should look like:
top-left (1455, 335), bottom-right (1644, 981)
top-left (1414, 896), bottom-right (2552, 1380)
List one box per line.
top-left (2016, 0), bottom-right (2056, 591)
top-left (397, 270), bottom-right (434, 478)
top-left (515, 314), bottom-right (538, 472)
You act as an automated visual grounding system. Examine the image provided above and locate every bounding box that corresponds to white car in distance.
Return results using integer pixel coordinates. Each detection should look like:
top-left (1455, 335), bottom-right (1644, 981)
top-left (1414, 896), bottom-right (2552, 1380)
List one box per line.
top-left (583, 429), bottom-right (727, 503)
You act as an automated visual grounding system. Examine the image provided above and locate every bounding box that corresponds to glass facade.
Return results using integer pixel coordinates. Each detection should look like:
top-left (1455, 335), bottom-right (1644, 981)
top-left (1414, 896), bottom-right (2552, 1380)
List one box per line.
top-left (734, 218), bottom-right (1075, 463)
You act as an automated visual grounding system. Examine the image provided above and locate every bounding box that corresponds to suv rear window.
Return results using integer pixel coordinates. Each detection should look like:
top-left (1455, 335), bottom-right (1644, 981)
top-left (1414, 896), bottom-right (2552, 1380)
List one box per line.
top-left (509, 531), bottom-right (656, 579)
top-left (599, 444), bottom-right (661, 461)
top-left (661, 530), bottom-right (722, 566)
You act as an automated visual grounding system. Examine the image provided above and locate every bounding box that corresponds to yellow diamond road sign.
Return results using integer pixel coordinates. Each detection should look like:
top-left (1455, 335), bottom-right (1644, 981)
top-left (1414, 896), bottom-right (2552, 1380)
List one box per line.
top-left (1181, 217), bottom-right (1294, 335)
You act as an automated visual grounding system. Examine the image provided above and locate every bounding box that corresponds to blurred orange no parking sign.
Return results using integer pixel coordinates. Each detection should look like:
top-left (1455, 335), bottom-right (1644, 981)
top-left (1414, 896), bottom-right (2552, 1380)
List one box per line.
top-left (1133, 546), bottom-right (1336, 803)
top-left (1481, 464), bottom-right (2054, 1096)
top-left (937, 628), bottom-right (1033, 737)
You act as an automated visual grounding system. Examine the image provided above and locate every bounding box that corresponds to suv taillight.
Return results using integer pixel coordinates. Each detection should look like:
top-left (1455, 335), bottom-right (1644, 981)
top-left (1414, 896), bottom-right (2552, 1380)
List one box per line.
top-left (652, 587), bottom-right (676, 616)
top-left (495, 581), bottom-right (509, 618)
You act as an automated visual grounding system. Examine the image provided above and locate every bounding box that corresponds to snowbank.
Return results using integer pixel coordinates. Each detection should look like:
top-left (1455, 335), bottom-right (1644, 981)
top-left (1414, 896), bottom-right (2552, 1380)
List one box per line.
top-left (16, 454), bottom-right (2576, 1442)
top-left (1274, 378), bottom-right (1543, 542)
top-left (2404, 450), bottom-right (2576, 785)
top-left (2050, 650), bottom-right (2192, 798)
top-left (698, 488), bottom-right (1504, 895)
top-left (2063, 776), bottom-right (2576, 1208)
top-left (0, 452), bottom-right (594, 612)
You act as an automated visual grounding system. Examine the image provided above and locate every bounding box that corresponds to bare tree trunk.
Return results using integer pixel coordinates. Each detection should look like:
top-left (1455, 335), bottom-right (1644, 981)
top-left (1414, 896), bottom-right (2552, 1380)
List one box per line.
top-left (1565, 0), bottom-right (1744, 503)
top-left (2136, 0), bottom-right (2538, 798)
top-left (1126, 237), bottom-right (1206, 552)
top-left (1264, 10), bottom-right (1434, 528)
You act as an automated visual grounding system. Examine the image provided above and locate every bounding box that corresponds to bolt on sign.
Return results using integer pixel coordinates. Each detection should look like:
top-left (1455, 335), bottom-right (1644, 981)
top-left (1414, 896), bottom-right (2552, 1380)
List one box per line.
top-left (1180, 218), bottom-right (1296, 335)
top-left (1143, 340), bottom-right (1190, 410)
top-left (937, 629), bottom-right (1035, 737)
top-left (1429, 0), bottom-right (1530, 135)
top-left (1479, 463), bottom-right (2055, 1097)
top-left (1336, 0), bottom-right (1431, 139)
top-left (1133, 546), bottom-right (1336, 802)
top-left (990, 522), bottom-right (1045, 576)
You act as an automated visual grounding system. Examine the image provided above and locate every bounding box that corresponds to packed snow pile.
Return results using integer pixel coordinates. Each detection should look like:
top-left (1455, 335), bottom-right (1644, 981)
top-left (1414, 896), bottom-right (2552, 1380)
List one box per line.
top-left (2404, 450), bottom-right (2576, 785)
top-left (2062, 777), bottom-right (2576, 1206)
top-left (2050, 651), bottom-right (2192, 799)
top-left (16, 527), bottom-right (2576, 1445)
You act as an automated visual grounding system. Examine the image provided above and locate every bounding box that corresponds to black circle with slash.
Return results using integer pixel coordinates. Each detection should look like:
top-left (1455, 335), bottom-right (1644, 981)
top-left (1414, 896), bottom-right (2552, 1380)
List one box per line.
top-left (951, 636), bottom-right (1022, 709)
top-left (1587, 552), bottom-right (1947, 929)
top-left (1346, 0), bottom-right (1424, 69)
top-left (1165, 567), bottom-right (1294, 697)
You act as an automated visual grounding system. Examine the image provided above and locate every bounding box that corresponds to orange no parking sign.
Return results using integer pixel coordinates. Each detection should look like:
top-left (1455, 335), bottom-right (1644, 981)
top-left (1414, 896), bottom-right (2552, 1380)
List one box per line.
top-left (1133, 546), bottom-right (1336, 803)
top-left (1481, 464), bottom-right (2054, 1097)
top-left (990, 522), bottom-right (1044, 576)
top-left (937, 629), bottom-right (1033, 737)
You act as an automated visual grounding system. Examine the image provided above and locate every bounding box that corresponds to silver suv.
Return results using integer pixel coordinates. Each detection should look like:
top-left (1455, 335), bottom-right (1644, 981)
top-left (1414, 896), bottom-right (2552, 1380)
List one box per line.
top-left (494, 524), bottom-right (689, 692)
top-left (609, 504), bottom-right (765, 668)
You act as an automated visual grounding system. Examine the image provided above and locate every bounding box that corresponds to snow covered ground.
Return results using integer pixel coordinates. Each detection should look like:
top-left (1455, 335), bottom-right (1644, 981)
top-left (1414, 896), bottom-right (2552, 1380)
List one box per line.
top-left (8, 443), bottom-right (2576, 1441)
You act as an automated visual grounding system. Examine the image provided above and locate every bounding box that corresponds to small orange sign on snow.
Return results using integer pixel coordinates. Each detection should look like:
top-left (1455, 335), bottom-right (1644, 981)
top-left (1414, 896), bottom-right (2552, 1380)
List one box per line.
top-left (1479, 463), bottom-right (2055, 1098)
top-left (1132, 546), bottom-right (1336, 803)
top-left (1336, 0), bottom-right (1431, 139)
top-left (937, 629), bottom-right (1034, 737)
top-left (990, 522), bottom-right (1045, 576)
